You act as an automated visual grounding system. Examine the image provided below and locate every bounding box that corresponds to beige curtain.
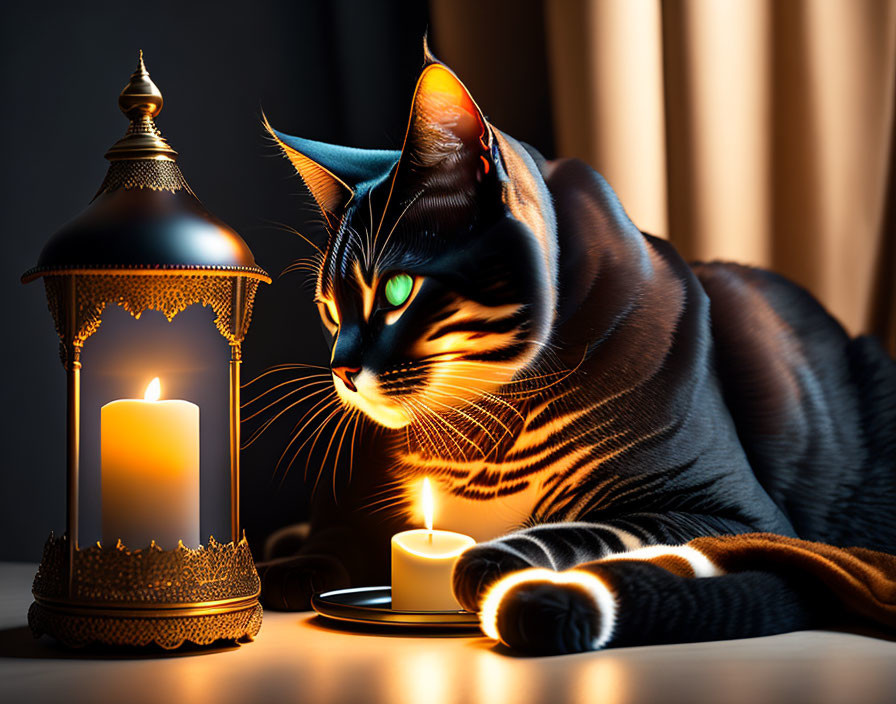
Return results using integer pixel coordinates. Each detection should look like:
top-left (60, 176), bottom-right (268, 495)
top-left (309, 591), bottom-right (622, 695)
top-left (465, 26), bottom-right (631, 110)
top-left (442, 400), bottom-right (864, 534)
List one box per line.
top-left (431, 0), bottom-right (896, 348)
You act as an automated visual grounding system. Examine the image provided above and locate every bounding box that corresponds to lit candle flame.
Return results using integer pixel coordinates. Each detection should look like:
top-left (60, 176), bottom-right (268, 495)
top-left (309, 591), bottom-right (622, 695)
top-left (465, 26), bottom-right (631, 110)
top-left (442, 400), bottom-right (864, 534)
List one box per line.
top-left (422, 477), bottom-right (434, 532)
top-left (144, 377), bottom-right (161, 402)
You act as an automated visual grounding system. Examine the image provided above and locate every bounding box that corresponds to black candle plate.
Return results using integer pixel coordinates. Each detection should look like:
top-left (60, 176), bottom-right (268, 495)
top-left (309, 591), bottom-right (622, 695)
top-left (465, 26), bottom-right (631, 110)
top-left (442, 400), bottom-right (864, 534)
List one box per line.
top-left (311, 586), bottom-right (481, 631)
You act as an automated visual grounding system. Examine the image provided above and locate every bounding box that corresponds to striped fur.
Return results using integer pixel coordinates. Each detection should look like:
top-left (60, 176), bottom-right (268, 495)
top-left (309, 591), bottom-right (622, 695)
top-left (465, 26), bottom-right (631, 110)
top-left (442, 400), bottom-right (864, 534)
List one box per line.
top-left (258, 50), bottom-right (896, 654)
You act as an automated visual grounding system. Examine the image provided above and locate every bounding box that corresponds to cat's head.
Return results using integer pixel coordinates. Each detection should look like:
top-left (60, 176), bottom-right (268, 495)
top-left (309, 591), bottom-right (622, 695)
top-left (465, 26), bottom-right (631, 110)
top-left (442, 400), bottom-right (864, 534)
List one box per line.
top-left (267, 51), bottom-right (558, 430)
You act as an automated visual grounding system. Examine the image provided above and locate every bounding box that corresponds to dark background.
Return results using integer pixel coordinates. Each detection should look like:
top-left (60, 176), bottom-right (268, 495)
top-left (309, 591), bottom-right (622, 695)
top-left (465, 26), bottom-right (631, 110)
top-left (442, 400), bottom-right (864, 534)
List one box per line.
top-left (0, 0), bottom-right (555, 561)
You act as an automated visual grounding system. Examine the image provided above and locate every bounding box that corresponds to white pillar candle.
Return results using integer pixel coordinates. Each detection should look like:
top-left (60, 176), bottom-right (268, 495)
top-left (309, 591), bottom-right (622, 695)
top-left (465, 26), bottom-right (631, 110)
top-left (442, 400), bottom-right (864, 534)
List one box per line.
top-left (101, 377), bottom-right (200, 550)
top-left (391, 478), bottom-right (476, 611)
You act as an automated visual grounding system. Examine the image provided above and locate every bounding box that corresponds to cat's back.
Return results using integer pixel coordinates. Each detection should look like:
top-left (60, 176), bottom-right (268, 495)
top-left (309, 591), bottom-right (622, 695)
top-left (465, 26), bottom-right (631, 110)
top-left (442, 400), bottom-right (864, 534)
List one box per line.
top-left (529, 147), bottom-right (893, 547)
top-left (692, 260), bottom-right (896, 550)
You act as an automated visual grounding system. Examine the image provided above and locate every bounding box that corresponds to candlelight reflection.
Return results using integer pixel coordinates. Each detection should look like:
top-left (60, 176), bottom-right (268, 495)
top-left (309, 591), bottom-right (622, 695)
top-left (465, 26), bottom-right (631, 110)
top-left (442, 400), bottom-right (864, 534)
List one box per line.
top-left (473, 651), bottom-right (529, 704)
top-left (573, 658), bottom-right (628, 704)
top-left (393, 650), bottom-right (450, 704)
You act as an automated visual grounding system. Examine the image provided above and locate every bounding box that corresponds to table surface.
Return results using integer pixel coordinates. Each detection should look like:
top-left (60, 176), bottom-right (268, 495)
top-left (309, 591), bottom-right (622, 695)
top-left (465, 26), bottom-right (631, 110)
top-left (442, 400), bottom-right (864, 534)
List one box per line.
top-left (2, 562), bottom-right (896, 704)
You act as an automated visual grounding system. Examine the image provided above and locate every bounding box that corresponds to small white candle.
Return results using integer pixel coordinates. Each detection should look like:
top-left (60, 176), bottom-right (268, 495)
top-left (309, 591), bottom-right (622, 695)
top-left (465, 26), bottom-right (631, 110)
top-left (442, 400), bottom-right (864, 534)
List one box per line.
top-left (101, 377), bottom-right (200, 550)
top-left (391, 478), bottom-right (476, 611)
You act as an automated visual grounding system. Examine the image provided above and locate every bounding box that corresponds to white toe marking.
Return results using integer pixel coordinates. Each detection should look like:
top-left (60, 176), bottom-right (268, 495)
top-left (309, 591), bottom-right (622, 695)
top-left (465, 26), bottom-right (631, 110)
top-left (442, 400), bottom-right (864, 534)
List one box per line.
top-left (602, 525), bottom-right (644, 552)
top-left (479, 567), bottom-right (618, 650)
top-left (601, 544), bottom-right (723, 577)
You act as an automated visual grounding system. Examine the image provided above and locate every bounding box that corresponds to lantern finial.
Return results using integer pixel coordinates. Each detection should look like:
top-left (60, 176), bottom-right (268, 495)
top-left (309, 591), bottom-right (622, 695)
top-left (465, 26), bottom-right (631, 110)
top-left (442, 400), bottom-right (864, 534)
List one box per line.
top-left (105, 51), bottom-right (177, 161)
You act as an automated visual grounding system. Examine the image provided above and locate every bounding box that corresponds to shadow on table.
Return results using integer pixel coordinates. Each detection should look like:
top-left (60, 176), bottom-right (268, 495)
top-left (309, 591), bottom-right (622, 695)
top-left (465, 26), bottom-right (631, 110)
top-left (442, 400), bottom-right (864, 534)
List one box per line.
top-left (464, 623), bottom-right (896, 658)
top-left (304, 613), bottom-right (481, 640)
top-left (304, 614), bottom-right (571, 656)
top-left (303, 615), bottom-right (586, 657)
top-left (304, 614), bottom-right (896, 658)
top-left (0, 625), bottom-right (240, 660)
top-left (836, 622), bottom-right (896, 644)
top-left (463, 636), bottom-right (536, 657)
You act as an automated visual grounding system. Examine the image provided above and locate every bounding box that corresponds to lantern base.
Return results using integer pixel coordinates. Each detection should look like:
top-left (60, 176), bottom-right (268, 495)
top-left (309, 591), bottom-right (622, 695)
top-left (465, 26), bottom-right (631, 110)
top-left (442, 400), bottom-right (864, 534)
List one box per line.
top-left (27, 600), bottom-right (262, 650)
top-left (28, 533), bottom-right (263, 649)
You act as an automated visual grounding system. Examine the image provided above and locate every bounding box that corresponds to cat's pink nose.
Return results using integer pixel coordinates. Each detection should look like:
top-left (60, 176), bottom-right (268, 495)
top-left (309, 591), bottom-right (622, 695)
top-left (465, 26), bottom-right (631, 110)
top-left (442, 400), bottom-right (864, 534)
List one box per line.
top-left (332, 366), bottom-right (361, 392)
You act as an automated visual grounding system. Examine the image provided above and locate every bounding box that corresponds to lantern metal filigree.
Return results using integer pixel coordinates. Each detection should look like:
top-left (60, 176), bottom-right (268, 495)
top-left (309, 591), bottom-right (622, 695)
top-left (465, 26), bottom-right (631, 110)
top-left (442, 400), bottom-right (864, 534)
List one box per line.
top-left (22, 52), bottom-right (271, 649)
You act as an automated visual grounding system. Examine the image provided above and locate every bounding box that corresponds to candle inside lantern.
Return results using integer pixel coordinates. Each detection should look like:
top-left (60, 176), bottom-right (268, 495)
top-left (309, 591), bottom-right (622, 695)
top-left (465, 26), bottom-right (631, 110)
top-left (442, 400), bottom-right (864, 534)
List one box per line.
top-left (101, 377), bottom-right (200, 550)
top-left (391, 478), bottom-right (476, 611)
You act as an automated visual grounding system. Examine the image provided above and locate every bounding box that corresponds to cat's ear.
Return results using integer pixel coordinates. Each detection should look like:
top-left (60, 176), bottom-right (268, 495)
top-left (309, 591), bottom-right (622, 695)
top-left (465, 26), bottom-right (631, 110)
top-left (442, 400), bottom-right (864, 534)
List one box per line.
top-left (264, 113), bottom-right (400, 222)
top-left (400, 51), bottom-right (493, 185)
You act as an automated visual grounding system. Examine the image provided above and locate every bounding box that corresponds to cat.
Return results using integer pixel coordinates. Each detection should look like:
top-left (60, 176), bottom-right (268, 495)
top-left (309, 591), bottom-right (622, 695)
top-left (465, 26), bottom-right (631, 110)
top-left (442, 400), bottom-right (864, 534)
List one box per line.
top-left (255, 45), bottom-right (896, 654)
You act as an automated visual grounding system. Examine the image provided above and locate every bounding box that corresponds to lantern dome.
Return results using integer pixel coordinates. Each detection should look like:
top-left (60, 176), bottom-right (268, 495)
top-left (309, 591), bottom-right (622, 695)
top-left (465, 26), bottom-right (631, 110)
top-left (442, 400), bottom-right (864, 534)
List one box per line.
top-left (22, 52), bottom-right (269, 283)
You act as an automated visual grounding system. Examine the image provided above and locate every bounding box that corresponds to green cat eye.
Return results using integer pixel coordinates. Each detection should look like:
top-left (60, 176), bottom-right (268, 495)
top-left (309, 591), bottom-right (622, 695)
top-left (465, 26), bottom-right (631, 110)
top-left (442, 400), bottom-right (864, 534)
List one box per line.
top-left (384, 273), bottom-right (414, 307)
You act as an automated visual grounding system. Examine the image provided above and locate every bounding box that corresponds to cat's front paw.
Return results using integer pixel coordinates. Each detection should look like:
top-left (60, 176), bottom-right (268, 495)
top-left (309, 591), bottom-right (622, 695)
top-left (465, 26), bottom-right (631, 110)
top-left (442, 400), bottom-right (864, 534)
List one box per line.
top-left (491, 578), bottom-right (605, 655)
top-left (257, 554), bottom-right (350, 611)
top-left (452, 543), bottom-right (533, 612)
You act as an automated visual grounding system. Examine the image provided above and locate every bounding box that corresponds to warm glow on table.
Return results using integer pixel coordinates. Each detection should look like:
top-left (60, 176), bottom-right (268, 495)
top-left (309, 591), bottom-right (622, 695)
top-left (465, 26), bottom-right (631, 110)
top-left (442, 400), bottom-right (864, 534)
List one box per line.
top-left (2, 562), bottom-right (895, 704)
top-left (101, 377), bottom-right (199, 550)
top-left (391, 478), bottom-right (476, 611)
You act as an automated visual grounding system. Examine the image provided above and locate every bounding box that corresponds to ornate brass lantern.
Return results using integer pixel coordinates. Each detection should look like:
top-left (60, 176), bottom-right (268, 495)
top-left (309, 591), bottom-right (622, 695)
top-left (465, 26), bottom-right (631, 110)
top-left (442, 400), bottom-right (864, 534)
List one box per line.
top-left (22, 53), bottom-right (271, 648)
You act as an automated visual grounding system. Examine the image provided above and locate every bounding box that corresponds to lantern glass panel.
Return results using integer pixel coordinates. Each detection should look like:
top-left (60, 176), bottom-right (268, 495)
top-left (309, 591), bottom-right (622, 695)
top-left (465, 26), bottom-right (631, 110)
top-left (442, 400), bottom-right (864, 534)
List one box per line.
top-left (79, 303), bottom-right (230, 548)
